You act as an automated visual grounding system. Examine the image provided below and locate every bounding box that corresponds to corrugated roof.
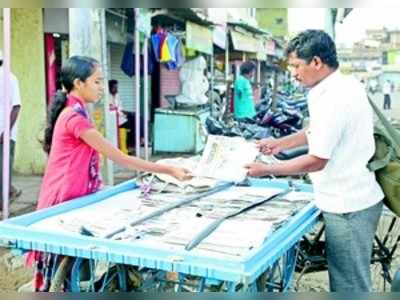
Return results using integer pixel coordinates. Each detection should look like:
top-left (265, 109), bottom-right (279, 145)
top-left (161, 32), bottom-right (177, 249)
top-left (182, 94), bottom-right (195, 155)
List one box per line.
top-left (228, 20), bottom-right (271, 37)
top-left (159, 8), bottom-right (215, 27)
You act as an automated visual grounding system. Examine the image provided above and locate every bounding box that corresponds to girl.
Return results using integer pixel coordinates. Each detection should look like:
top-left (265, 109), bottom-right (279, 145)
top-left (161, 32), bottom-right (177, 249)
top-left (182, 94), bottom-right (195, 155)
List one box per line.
top-left (29, 56), bottom-right (190, 290)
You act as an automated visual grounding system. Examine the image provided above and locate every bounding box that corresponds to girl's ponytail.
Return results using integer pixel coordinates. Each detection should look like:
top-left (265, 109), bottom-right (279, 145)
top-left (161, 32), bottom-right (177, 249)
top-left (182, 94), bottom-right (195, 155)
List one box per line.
top-left (43, 90), bottom-right (67, 154)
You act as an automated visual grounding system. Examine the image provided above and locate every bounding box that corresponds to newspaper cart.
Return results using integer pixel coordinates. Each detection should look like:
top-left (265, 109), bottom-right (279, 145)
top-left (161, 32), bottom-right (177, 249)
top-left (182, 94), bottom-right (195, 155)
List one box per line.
top-left (0, 178), bottom-right (320, 292)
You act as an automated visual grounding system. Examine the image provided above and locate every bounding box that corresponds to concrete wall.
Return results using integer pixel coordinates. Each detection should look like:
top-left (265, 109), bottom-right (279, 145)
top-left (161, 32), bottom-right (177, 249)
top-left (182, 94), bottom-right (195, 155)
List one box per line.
top-left (10, 9), bottom-right (47, 174)
top-left (256, 9), bottom-right (288, 38)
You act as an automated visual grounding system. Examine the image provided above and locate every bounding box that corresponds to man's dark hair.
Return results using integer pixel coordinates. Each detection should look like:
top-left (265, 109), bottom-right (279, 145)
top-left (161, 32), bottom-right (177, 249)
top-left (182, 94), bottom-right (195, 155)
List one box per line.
top-left (240, 61), bottom-right (256, 76)
top-left (285, 30), bottom-right (339, 69)
top-left (108, 79), bottom-right (118, 91)
top-left (0, 60), bottom-right (2, 67)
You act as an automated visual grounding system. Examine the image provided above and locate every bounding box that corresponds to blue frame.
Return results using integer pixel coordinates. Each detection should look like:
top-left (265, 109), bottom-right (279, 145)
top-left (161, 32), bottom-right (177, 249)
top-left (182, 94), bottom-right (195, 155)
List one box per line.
top-left (0, 178), bottom-right (320, 285)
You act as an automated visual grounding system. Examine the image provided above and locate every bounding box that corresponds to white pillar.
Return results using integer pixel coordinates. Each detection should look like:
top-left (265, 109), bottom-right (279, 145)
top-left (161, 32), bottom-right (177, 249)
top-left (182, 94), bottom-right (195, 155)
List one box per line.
top-left (143, 36), bottom-right (149, 160)
top-left (324, 8), bottom-right (335, 40)
top-left (134, 8), bottom-right (141, 159)
top-left (2, 8), bottom-right (11, 219)
top-left (69, 8), bottom-right (114, 185)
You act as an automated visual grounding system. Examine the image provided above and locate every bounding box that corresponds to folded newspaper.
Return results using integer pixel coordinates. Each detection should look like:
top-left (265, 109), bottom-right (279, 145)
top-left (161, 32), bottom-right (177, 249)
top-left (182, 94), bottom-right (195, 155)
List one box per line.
top-left (192, 135), bottom-right (259, 182)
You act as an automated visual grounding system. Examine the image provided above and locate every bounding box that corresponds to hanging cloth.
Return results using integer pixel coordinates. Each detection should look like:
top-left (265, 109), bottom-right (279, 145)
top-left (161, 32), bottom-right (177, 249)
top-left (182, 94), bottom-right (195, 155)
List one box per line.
top-left (121, 39), bottom-right (154, 77)
top-left (151, 33), bottom-right (161, 62)
top-left (160, 34), bottom-right (173, 63)
top-left (166, 38), bottom-right (185, 70)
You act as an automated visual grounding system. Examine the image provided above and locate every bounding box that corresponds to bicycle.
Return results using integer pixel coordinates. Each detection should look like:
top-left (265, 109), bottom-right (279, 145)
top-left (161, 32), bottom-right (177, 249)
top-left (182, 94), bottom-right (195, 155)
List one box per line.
top-left (296, 206), bottom-right (400, 291)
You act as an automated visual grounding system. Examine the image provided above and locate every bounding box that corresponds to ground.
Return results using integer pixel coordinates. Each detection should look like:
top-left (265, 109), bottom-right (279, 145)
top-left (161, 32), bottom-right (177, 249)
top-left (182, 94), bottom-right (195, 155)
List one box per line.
top-left (0, 91), bottom-right (398, 292)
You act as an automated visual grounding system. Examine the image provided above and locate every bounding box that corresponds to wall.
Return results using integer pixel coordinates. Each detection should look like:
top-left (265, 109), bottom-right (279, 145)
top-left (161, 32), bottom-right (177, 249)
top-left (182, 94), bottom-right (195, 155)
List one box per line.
top-left (10, 9), bottom-right (47, 174)
top-left (387, 50), bottom-right (400, 65)
top-left (256, 8), bottom-right (288, 38)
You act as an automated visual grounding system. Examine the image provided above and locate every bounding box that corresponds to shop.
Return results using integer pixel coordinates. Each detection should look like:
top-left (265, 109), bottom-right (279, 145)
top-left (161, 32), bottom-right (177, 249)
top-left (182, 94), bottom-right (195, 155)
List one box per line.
top-left (150, 9), bottom-right (215, 154)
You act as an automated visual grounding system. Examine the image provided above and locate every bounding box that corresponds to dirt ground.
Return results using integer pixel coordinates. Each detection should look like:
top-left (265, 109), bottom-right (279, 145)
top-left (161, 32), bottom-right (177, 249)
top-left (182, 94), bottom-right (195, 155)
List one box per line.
top-left (0, 91), bottom-right (398, 292)
top-left (0, 249), bottom-right (33, 292)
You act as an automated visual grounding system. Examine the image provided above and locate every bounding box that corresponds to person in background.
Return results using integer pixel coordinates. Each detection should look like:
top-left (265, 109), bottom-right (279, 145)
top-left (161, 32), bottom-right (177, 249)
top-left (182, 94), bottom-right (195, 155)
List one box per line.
top-left (108, 79), bottom-right (127, 150)
top-left (0, 49), bottom-right (22, 205)
top-left (108, 79), bottom-right (120, 110)
top-left (26, 56), bottom-right (191, 291)
top-left (383, 79), bottom-right (392, 110)
top-left (246, 30), bottom-right (384, 292)
top-left (233, 61), bottom-right (256, 121)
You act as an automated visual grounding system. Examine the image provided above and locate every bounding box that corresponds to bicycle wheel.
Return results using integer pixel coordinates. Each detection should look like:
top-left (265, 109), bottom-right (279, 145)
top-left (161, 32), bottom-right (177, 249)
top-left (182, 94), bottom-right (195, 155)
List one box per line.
top-left (371, 208), bottom-right (400, 291)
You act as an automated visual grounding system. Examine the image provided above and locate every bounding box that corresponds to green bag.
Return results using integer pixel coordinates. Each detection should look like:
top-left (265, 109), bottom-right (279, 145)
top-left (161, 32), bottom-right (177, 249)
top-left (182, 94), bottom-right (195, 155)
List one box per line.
top-left (367, 97), bottom-right (400, 217)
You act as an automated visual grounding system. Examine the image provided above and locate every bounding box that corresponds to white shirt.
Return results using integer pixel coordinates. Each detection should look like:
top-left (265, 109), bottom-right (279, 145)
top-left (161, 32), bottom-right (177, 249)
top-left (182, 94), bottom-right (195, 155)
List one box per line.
top-left (0, 67), bottom-right (21, 141)
top-left (383, 81), bottom-right (391, 95)
top-left (306, 70), bottom-right (384, 213)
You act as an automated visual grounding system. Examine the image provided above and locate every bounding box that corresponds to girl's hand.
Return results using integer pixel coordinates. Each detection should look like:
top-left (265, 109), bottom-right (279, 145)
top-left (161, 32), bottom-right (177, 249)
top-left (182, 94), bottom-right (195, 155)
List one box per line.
top-left (169, 166), bottom-right (193, 181)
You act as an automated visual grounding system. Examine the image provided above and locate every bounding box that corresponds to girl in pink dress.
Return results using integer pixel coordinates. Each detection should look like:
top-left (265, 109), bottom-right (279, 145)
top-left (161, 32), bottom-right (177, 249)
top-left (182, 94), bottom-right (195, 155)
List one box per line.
top-left (28, 56), bottom-right (190, 291)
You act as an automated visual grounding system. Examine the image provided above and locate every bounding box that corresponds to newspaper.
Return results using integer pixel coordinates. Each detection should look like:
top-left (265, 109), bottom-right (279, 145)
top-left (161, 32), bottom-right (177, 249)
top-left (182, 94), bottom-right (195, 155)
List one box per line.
top-left (193, 135), bottom-right (259, 182)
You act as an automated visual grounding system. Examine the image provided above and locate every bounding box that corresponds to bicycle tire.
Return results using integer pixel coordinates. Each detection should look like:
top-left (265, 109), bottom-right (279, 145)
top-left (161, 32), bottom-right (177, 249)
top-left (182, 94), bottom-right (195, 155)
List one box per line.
top-left (371, 209), bottom-right (400, 291)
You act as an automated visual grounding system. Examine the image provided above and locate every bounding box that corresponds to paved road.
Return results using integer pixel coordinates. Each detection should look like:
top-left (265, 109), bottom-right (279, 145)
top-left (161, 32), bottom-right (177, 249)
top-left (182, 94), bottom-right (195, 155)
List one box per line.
top-left (370, 91), bottom-right (400, 122)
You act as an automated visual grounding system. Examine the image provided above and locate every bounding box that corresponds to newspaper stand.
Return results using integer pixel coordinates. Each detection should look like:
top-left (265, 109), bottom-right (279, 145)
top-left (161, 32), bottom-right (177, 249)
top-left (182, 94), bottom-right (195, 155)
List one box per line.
top-left (0, 179), bottom-right (320, 292)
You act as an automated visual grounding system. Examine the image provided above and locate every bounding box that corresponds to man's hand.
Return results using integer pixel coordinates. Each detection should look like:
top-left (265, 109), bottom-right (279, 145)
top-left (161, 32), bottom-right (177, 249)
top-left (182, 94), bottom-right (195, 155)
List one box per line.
top-left (256, 138), bottom-right (282, 155)
top-left (245, 162), bottom-right (269, 177)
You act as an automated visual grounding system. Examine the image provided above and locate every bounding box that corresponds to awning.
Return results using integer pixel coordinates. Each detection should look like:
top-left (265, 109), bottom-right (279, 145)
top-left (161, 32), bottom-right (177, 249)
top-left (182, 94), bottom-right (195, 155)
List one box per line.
top-left (166, 8), bottom-right (215, 27)
top-left (230, 29), bottom-right (259, 53)
top-left (186, 21), bottom-right (213, 55)
top-left (228, 20), bottom-right (271, 37)
top-left (213, 25), bottom-right (226, 50)
top-left (228, 21), bottom-right (272, 61)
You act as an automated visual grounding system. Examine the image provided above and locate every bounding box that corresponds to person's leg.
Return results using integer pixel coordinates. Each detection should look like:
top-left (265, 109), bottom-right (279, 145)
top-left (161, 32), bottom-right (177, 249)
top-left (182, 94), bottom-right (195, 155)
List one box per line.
top-left (0, 141), bottom-right (18, 203)
top-left (323, 201), bottom-right (383, 292)
top-left (383, 95), bottom-right (388, 109)
top-left (388, 95), bottom-right (391, 110)
top-left (9, 141), bottom-right (20, 199)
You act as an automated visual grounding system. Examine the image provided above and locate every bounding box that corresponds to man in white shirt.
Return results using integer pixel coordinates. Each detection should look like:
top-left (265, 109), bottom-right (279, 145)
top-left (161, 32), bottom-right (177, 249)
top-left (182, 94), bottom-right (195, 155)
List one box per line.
top-left (246, 30), bottom-right (384, 292)
top-left (383, 80), bottom-right (392, 110)
top-left (0, 50), bottom-right (22, 204)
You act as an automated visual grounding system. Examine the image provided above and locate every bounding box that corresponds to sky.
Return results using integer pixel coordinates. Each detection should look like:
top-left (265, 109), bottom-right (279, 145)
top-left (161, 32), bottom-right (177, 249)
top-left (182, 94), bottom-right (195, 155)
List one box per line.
top-left (288, 8), bottom-right (400, 47)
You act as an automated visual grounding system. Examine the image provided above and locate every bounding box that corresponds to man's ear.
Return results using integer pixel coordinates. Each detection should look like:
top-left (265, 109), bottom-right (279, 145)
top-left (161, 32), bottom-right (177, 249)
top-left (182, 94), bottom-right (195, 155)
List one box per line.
top-left (313, 56), bottom-right (323, 70)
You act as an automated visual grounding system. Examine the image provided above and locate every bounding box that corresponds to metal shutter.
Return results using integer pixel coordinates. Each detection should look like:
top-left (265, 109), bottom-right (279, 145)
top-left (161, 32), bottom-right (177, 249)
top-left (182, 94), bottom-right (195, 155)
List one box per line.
top-left (109, 43), bottom-right (136, 112)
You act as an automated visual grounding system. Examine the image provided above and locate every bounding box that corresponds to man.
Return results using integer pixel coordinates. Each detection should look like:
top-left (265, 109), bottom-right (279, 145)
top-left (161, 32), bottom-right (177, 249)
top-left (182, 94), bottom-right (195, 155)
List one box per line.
top-left (246, 30), bottom-right (384, 292)
top-left (108, 79), bottom-right (128, 152)
top-left (383, 80), bottom-right (392, 110)
top-left (0, 49), bottom-right (22, 204)
top-left (233, 61), bottom-right (256, 120)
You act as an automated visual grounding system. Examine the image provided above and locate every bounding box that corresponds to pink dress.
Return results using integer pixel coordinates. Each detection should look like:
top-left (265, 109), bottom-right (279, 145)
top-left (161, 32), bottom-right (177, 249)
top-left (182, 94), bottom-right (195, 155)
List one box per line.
top-left (26, 95), bottom-right (102, 277)
top-left (37, 95), bottom-right (102, 210)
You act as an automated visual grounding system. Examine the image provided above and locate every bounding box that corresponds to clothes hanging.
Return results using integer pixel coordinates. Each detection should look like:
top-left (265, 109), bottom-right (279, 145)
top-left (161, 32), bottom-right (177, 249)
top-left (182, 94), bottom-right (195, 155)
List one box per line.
top-left (150, 31), bottom-right (185, 70)
top-left (120, 40), bottom-right (154, 77)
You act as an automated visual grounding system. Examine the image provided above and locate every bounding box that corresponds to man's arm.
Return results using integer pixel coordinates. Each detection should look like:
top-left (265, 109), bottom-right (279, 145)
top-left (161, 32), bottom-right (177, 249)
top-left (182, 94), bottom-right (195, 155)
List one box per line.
top-left (246, 154), bottom-right (328, 177)
top-left (258, 129), bottom-right (308, 155)
top-left (10, 105), bottom-right (21, 129)
top-left (0, 105), bottom-right (21, 143)
top-left (278, 128), bottom-right (308, 149)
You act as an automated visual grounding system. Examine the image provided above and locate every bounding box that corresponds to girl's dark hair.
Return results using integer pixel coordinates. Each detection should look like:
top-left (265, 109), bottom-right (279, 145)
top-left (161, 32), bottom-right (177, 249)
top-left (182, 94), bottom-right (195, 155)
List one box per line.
top-left (43, 56), bottom-right (99, 154)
